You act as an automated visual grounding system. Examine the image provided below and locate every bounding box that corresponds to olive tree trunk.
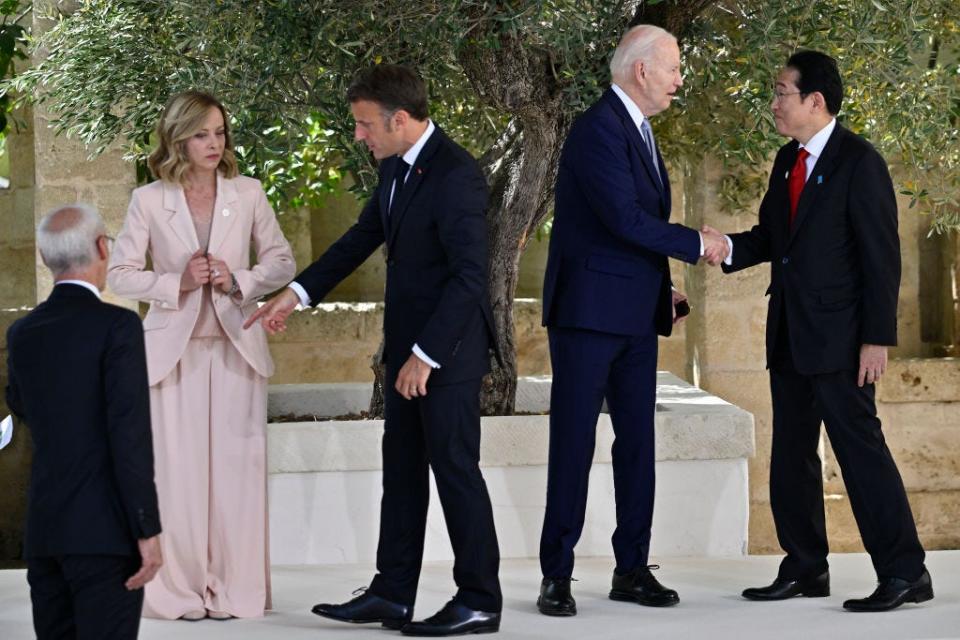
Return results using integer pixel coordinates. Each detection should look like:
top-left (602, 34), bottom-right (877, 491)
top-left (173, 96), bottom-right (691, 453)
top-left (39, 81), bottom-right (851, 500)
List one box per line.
top-left (370, 1), bottom-right (714, 417)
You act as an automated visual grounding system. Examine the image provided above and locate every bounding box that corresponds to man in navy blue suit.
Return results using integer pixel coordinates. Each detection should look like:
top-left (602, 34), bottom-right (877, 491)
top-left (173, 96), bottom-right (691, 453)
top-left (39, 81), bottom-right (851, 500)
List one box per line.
top-left (247, 64), bottom-right (501, 636)
top-left (536, 25), bottom-right (729, 617)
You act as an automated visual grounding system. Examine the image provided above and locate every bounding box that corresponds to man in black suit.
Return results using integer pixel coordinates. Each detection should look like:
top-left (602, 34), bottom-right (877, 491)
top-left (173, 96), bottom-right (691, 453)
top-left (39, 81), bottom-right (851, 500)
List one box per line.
top-left (247, 64), bottom-right (501, 636)
top-left (6, 204), bottom-right (163, 639)
top-left (710, 50), bottom-right (931, 611)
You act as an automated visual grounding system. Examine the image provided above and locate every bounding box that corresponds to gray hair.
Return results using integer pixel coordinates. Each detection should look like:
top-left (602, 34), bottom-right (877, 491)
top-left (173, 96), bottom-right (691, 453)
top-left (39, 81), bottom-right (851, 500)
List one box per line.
top-left (37, 203), bottom-right (106, 276)
top-left (609, 24), bottom-right (676, 82)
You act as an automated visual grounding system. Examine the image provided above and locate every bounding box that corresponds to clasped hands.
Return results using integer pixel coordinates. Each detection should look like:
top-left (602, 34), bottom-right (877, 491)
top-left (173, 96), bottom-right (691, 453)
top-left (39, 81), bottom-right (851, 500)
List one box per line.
top-left (180, 248), bottom-right (233, 293)
top-left (700, 225), bottom-right (730, 266)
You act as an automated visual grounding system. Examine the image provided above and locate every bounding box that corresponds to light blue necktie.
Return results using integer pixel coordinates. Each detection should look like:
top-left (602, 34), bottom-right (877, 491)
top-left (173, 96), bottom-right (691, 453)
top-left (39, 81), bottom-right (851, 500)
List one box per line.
top-left (640, 118), bottom-right (661, 184)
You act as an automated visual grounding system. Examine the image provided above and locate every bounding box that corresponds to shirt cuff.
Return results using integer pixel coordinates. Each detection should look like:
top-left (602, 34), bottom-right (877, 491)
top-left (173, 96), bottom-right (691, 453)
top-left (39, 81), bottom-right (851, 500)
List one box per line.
top-left (412, 344), bottom-right (441, 369)
top-left (288, 281), bottom-right (311, 307)
top-left (698, 231), bottom-right (705, 256)
top-left (723, 236), bottom-right (734, 266)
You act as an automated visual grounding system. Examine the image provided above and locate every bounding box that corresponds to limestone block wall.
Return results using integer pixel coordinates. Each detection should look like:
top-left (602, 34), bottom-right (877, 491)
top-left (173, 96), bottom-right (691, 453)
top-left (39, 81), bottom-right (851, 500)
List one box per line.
top-left (30, 2), bottom-right (138, 308)
top-left (0, 103), bottom-right (37, 309)
top-left (267, 298), bottom-right (688, 384)
top-left (824, 359), bottom-right (960, 551)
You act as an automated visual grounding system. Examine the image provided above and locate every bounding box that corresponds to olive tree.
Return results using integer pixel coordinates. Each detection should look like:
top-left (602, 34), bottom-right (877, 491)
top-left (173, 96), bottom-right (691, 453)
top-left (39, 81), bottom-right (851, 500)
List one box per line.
top-left (12, 0), bottom-right (958, 413)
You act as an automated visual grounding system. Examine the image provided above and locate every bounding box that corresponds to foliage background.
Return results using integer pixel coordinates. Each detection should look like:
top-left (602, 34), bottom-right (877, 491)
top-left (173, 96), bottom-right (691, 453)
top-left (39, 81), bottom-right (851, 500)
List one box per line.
top-left (9, 0), bottom-right (958, 229)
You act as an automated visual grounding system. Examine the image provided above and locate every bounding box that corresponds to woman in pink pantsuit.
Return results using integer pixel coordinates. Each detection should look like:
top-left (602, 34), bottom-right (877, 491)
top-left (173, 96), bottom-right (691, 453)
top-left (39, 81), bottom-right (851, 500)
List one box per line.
top-left (108, 92), bottom-right (295, 621)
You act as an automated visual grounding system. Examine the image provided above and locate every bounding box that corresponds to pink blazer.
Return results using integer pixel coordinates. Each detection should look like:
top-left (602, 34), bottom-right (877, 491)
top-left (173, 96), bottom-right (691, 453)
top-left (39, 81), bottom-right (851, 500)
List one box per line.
top-left (108, 174), bottom-right (296, 386)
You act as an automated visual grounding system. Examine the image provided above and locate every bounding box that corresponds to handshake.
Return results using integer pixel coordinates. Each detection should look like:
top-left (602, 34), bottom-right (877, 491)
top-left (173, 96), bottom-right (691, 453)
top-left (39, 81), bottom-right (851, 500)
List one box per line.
top-left (700, 225), bottom-right (730, 266)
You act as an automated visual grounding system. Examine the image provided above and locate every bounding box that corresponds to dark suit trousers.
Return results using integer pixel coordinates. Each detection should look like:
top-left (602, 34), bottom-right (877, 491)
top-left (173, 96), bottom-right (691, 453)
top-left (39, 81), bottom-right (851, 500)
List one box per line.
top-left (368, 375), bottom-right (502, 613)
top-left (28, 555), bottom-right (143, 640)
top-left (540, 326), bottom-right (658, 578)
top-left (769, 316), bottom-right (925, 582)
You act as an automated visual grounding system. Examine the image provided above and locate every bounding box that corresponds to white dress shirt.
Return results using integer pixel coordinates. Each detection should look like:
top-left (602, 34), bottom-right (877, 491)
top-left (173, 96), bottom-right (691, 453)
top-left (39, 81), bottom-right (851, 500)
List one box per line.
top-left (288, 120), bottom-right (442, 368)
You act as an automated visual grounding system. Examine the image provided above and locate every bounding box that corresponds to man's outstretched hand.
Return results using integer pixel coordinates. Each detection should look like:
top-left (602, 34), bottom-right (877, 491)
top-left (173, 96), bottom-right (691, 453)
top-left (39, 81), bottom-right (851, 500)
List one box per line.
top-left (243, 287), bottom-right (300, 334)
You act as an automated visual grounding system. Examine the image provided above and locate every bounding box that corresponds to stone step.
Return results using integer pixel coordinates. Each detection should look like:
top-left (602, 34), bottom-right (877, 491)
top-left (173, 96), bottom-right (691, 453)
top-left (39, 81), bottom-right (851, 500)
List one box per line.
top-left (265, 373), bottom-right (755, 564)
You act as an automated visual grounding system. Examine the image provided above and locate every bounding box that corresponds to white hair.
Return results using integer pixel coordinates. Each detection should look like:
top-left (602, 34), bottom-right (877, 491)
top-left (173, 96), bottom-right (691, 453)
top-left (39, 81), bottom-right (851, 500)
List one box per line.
top-left (37, 203), bottom-right (105, 276)
top-left (609, 24), bottom-right (676, 82)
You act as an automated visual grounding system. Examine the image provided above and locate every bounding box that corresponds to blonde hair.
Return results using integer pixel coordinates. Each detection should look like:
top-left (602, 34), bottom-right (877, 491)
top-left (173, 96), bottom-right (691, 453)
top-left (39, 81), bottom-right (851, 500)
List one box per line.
top-left (147, 91), bottom-right (239, 184)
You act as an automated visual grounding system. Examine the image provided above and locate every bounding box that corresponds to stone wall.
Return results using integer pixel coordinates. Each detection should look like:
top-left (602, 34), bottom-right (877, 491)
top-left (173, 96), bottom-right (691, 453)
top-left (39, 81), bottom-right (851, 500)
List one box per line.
top-left (0, 101), bottom-right (37, 309)
top-left (268, 298), bottom-right (688, 384)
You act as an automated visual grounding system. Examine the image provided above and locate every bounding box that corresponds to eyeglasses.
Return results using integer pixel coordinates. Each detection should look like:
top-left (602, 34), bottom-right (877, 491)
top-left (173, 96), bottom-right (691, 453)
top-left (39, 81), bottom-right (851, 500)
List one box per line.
top-left (772, 90), bottom-right (805, 103)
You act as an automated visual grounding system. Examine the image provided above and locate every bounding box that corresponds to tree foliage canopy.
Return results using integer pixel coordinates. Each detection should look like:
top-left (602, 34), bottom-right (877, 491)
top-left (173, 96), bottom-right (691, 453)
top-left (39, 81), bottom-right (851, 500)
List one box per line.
top-left (11, 0), bottom-right (958, 230)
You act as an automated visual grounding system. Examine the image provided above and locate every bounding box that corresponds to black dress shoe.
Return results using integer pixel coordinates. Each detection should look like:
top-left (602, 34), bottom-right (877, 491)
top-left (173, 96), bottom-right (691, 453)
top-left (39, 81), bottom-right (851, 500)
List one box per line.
top-left (609, 565), bottom-right (679, 607)
top-left (742, 571), bottom-right (830, 601)
top-left (537, 577), bottom-right (576, 616)
top-left (843, 569), bottom-right (934, 612)
top-left (311, 588), bottom-right (412, 630)
top-left (401, 600), bottom-right (500, 636)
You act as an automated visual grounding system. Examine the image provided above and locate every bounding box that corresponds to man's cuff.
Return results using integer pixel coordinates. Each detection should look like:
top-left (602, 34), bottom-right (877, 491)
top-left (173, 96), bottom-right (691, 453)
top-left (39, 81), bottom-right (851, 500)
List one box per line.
top-left (723, 236), bottom-right (734, 266)
top-left (288, 281), bottom-right (311, 307)
top-left (412, 344), bottom-right (441, 369)
top-left (698, 232), bottom-right (705, 256)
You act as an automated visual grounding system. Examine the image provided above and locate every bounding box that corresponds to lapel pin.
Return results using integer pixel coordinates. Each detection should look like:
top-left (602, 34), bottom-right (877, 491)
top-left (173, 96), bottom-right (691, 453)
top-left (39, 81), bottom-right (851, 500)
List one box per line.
top-left (222, 208), bottom-right (231, 217)
top-left (816, 175), bottom-right (823, 184)
top-left (416, 167), bottom-right (423, 175)
top-left (784, 171), bottom-right (790, 180)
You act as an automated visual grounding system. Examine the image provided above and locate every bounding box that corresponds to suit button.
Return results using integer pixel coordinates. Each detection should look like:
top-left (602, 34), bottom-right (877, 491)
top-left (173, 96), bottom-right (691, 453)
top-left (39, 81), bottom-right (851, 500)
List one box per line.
top-left (782, 257), bottom-right (789, 265)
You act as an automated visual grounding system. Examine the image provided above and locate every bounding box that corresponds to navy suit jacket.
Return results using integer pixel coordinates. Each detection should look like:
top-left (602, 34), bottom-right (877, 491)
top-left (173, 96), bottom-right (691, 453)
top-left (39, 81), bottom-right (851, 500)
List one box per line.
top-left (295, 126), bottom-right (498, 385)
top-left (543, 89), bottom-right (701, 337)
top-left (722, 123), bottom-right (900, 374)
top-left (5, 284), bottom-right (161, 558)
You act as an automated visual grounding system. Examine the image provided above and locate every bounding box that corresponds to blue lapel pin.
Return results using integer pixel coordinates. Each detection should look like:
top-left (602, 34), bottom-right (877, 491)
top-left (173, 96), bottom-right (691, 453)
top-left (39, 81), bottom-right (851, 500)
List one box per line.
top-left (817, 175), bottom-right (823, 184)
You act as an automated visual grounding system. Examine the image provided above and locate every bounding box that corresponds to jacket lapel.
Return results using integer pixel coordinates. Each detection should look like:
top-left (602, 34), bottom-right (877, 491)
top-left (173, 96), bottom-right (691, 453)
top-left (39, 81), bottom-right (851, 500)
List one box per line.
top-left (787, 125), bottom-right (846, 248)
top-left (604, 90), bottom-right (665, 199)
top-left (163, 180), bottom-right (200, 253)
top-left (386, 127), bottom-right (444, 253)
top-left (206, 174), bottom-right (240, 255)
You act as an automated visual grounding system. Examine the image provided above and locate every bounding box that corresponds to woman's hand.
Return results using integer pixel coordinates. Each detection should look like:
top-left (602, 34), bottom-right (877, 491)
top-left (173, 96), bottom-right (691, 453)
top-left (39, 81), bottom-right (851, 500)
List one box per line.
top-left (180, 249), bottom-right (210, 291)
top-left (207, 254), bottom-right (233, 293)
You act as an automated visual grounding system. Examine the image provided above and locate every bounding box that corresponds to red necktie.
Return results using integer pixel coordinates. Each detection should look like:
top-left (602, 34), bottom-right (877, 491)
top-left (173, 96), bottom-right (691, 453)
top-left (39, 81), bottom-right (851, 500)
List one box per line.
top-left (788, 148), bottom-right (809, 227)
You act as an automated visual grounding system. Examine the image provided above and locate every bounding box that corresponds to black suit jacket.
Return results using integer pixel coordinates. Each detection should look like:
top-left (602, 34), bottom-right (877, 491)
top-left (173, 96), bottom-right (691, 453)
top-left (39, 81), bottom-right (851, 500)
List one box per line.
top-left (5, 284), bottom-right (161, 558)
top-left (295, 125), bottom-right (498, 384)
top-left (722, 123), bottom-right (900, 374)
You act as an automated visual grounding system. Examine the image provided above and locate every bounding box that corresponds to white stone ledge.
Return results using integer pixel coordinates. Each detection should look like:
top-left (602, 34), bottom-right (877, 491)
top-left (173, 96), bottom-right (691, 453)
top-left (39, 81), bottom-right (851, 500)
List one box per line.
top-left (267, 373), bottom-right (755, 473)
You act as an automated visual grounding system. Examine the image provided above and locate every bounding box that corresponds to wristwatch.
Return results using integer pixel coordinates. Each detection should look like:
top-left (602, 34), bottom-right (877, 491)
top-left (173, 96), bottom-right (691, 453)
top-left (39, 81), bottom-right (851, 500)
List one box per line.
top-left (227, 273), bottom-right (241, 297)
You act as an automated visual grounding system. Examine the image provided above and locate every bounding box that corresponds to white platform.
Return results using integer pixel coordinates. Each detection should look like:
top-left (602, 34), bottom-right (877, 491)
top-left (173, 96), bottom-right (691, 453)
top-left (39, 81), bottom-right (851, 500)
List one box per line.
top-left (1, 552), bottom-right (957, 640)
top-left (266, 374), bottom-right (754, 564)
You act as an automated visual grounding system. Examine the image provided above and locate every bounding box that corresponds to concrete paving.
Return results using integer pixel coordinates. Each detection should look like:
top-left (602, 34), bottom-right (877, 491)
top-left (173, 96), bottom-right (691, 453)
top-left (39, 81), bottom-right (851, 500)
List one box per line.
top-left (1, 552), bottom-right (957, 640)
